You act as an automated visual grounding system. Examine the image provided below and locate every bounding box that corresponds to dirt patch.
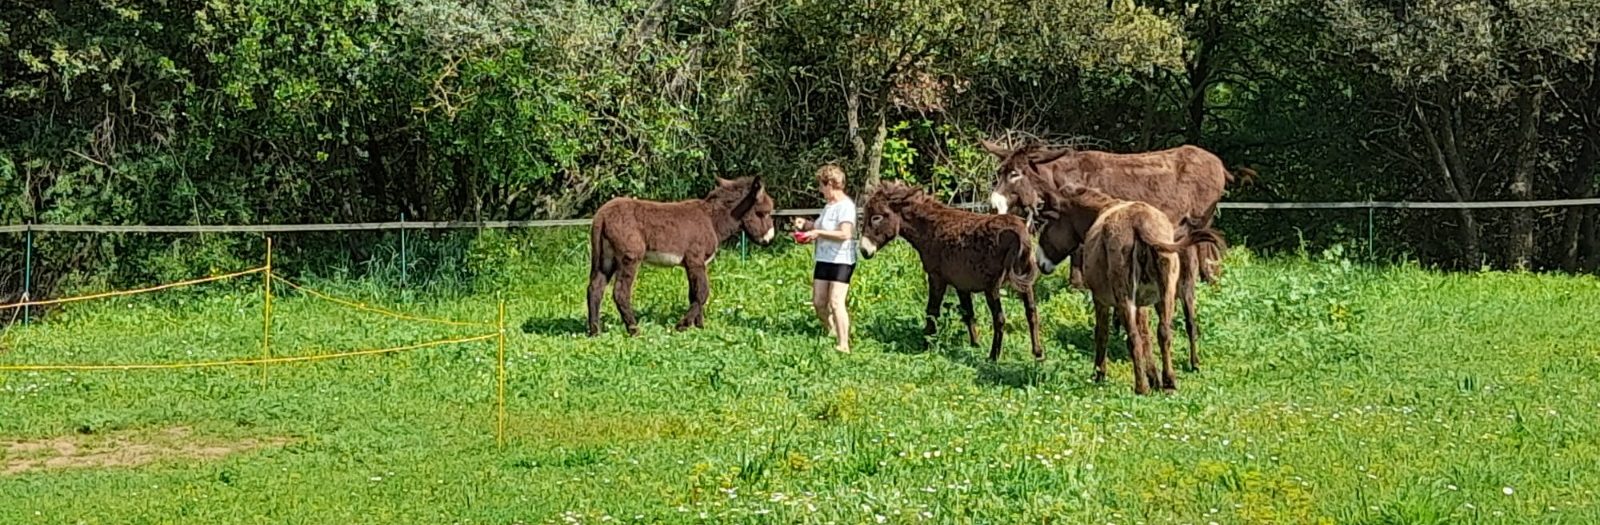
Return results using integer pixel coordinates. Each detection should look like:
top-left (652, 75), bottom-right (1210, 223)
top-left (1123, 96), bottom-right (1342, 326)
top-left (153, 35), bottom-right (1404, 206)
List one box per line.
top-left (3, 426), bottom-right (292, 476)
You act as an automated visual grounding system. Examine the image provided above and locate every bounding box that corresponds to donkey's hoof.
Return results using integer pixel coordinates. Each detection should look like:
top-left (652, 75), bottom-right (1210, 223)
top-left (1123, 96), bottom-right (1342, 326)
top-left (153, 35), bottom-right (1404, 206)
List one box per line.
top-left (626, 326), bottom-right (641, 337)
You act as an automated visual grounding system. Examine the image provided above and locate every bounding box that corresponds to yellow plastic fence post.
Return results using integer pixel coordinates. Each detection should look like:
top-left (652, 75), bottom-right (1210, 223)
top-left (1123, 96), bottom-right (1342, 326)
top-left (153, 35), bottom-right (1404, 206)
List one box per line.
top-left (261, 237), bottom-right (273, 386)
top-left (496, 299), bottom-right (508, 448)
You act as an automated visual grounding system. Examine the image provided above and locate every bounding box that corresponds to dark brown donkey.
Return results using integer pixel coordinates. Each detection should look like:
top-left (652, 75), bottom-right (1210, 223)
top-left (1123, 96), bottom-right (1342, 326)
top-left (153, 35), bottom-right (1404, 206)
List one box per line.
top-left (587, 177), bottom-right (776, 336)
top-left (984, 140), bottom-right (1246, 371)
top-left (1039, 185), bottom-right (1226, 394)
top-left (858, 181), bottom-right (1043, 362)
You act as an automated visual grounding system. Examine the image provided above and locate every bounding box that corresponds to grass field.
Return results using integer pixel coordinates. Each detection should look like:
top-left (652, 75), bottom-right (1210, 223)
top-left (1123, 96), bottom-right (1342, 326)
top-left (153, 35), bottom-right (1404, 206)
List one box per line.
top-left (2, 227), bottom-right (1599, 524)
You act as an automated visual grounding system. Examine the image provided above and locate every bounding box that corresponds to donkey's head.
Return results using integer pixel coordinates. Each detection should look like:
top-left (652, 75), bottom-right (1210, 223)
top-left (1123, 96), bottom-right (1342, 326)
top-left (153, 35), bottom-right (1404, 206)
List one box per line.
top-left (982, 139), bottom-right (1074, 230)
top-left (858, 181), bottom-right (925, 259)
top-left (1032, 183), bottom-right (1119, 275)
top-left (710, 176), bottom-right (776, 244)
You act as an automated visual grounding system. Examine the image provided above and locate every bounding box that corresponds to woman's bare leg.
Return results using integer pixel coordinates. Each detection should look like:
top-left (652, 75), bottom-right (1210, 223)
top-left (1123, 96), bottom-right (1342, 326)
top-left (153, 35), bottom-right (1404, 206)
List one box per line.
top-left (812, 279), bottom-right (835, 336)
top-left (829, 282), bottom-right (851, 352)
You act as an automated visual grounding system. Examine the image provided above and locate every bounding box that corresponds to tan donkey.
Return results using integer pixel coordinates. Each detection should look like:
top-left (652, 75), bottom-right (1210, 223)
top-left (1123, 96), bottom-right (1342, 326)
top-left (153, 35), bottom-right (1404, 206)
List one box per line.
top-left (1038, 185), bottom-right (1226, 394)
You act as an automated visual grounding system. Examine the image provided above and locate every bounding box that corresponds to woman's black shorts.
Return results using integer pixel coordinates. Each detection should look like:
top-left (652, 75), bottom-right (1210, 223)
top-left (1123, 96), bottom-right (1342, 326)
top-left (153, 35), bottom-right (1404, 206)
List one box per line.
top-left (813, 262), bottom-right (855, 284)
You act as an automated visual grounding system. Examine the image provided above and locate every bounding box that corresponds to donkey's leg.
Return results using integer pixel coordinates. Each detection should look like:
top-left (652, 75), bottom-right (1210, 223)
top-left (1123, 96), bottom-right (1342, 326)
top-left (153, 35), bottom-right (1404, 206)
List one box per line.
top-left (1137, 308), bottom-right (1163, 391)
top-left (611, 256), bottom-right (643, 336)
top-left (1123, 300), bottom-right (1150, 395)
top-left (957, 291), bottom-right (979, 346)
top-left (1092, 303), bottom-right (1111, 382)
top-left (984, 289), bottom-right (1006, 362)
top-left (1157, 257), bottom-right (1181, 391)
top-left (587, 265), bottom-right (612, 336)
top-left (1019, 287), bottom-right (1044, 361)
top-left (693, 275), bottom-right (709, 328)
top-left (587, 237), bottom-right (617, 336)
top-left (677, 261), bottom-right (710, 331)
top-left (924, 275), bottom-right (948, 336)
top-left (1069, 249), bottom-right (1088, 290)
top-left (1181, 247), bottom-right (1202, 372)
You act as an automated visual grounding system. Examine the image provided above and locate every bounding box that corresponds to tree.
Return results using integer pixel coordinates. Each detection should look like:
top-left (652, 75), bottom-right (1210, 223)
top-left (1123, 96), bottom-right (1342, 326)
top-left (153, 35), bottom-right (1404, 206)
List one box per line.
top-left (1323, 0), bottom-right (1600, 269)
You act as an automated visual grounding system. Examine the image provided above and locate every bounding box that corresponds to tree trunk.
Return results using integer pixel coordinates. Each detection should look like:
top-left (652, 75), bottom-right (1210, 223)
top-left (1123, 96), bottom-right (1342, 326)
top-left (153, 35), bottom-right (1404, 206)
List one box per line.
top-left (629, 0), bottom-right (674, 62)
top-left (865, 104), bottom-right (887, 186)
top-left (1139, 67), bottom-right (1157, 151)
top-left (1415, 100), bottom-right (1481, 267)
top-left (1509, 85), bottom-right (1544, 270)
top-left (1185, 57), bottom-right (1208, 146)
top-left (1561, 137), bottom-right (1597, 270)
top-left (846, 86), bottom-right (865, 168)
top-left (1582, 202), bottom-right (1600, 272)
top-left (1183, 0), bottom-right (1220, 146)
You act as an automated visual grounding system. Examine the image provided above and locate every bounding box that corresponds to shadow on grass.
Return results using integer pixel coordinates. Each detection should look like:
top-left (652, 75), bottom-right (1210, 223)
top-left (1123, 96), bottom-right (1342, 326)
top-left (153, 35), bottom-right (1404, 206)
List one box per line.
top-left (861, 315), bottom-right (929, 356)
top-left (521, 315), bottom-right (587, 336)
top-left (522, 305), bottom-right (681, 336)
top-left (860, 308), bottom-right (1081, 390)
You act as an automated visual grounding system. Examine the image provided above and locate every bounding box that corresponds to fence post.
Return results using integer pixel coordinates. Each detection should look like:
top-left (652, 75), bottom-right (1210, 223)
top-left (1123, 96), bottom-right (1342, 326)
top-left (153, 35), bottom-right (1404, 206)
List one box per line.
top-left (740, 231), bottom-right (748, 260)
top-left (261, 237), bottom-right (273, 386)
top-left (22, 223), bottom-right (33, 326)
top-left (496, 298), bottom-right (507, 448)
top-left (399, 213), bottom-right (408, 288)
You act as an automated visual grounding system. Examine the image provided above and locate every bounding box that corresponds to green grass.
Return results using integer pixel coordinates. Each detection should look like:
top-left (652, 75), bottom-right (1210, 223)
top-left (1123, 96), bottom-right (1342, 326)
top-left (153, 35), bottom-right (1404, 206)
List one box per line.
top-left (2, 227), bottom-right (1598, 524)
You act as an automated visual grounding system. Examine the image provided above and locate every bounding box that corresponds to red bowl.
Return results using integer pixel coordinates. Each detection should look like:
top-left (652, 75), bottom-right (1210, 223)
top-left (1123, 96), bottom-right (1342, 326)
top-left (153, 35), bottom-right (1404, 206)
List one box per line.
top-left (792, 231), bottom-right (812, 244)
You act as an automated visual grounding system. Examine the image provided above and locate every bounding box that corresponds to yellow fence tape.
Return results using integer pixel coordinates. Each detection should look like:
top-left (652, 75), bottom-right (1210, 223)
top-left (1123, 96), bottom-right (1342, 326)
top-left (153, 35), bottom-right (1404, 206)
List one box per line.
top-left (271, 275), bottom-right (493, 328)
top-left (0, 267), bottom-right (266, 311)
top-left (0, 237), bottom-right (511, 445)
top-left (0, 333), bottom-right (496, 371)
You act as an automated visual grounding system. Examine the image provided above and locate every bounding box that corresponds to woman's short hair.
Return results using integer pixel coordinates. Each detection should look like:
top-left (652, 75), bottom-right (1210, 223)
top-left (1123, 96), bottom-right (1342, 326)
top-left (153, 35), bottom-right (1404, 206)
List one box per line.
top-left (815, 163), bottom-right (846, 189)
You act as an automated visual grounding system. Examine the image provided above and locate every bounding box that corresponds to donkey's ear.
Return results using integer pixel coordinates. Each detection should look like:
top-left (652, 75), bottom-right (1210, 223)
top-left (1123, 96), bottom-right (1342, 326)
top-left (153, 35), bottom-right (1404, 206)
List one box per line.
top-left (716, 177), bottom-right (732, 187)
top-left (981, 139), bottom-right (1013, 158)
top-left (750, 176), bottom-right (764, 193)
top-left (1028, 146), bottom-right (1073, 165)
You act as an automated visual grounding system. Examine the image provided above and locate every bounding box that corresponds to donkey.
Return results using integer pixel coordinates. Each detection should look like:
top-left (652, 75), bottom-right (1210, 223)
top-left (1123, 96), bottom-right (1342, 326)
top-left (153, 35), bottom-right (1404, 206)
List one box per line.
top-left (982, 140), bottom-right (1240, 283)
top-left (1039, 184), bottom-right (1226, 394)
top-left (587, 177), bottom-right (776, 336)
top-left (858, 181), bottom-right (1043, 362)
top-left (985, 141), bottom-right (1243, 371)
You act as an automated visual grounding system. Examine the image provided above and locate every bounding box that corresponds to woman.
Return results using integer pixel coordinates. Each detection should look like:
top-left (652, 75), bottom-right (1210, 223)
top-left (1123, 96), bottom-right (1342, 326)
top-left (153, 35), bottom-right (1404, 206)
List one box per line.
top-left (794, 163), bottom-right (856, 353)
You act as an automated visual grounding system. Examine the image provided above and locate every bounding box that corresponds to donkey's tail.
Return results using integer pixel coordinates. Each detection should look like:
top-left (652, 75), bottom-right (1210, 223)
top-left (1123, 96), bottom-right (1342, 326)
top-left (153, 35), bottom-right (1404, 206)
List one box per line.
top-left (588, 215), bottom-right (606, 275)
top-left (1002, 227), bottom-right (1037, 289)
top-left (1134, 216), bottom-right (1191, 255)
top-left (1135, 216), bottom-right (1228, 257)
top-left (1181, 228), bottom-right (1228, 257)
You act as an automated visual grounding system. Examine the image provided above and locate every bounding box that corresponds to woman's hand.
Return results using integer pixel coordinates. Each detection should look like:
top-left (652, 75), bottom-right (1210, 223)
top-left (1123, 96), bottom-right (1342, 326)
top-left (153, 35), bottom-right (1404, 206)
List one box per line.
top-left (806, 221), bottom-right (853, 242)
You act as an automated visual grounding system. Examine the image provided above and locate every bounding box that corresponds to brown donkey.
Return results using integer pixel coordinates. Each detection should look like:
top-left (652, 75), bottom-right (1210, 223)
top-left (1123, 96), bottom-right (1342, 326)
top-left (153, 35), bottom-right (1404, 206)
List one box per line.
top-left (985, 141), bottom-right (1243, 371)
top-left (1039, 185), bottom-right (1225, 394)
top-left (858, 181), bottom-right (1044, 362)
top-left (587, 177), bottom-right (776, 336)
top-left (982, 140), bottom-right (1240, 284)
